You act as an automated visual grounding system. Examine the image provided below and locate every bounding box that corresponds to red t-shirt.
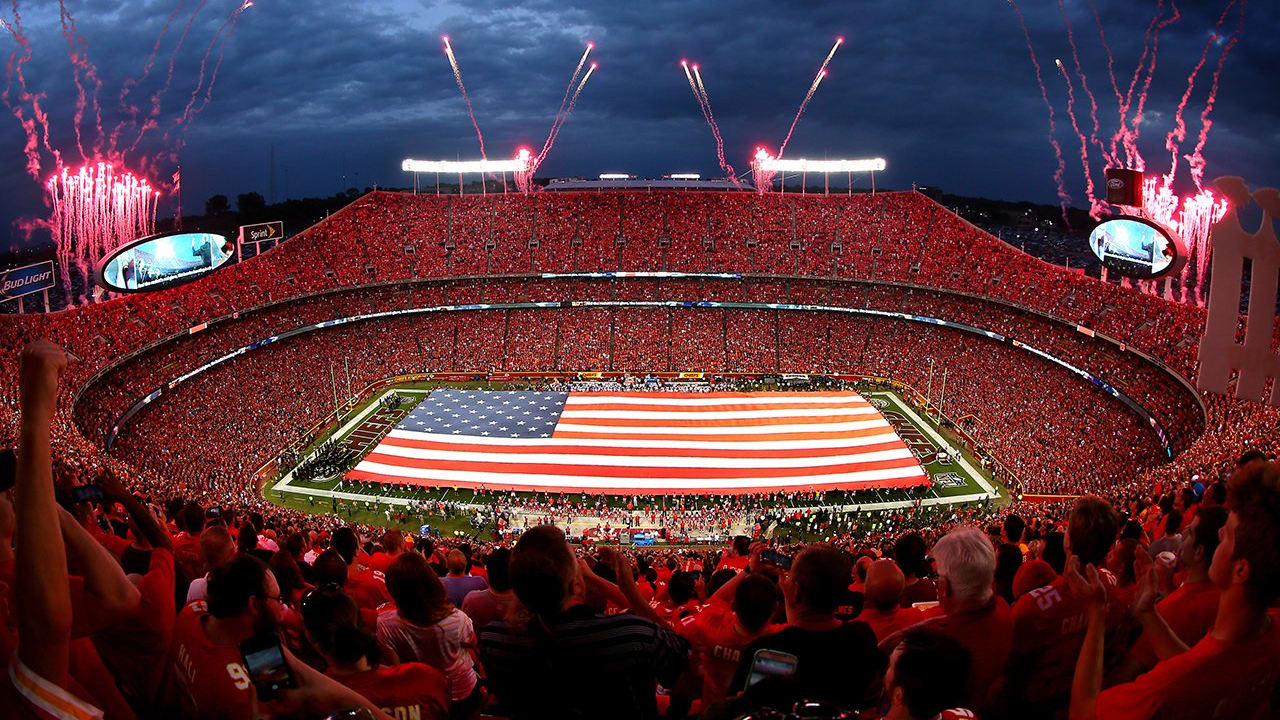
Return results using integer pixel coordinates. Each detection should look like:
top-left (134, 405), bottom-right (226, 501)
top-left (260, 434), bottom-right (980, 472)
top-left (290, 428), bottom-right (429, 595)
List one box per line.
top-left (1096, 618), bottom-right (1280, 719)
top-left (332, 663), bottom-right (450, 720)
top-left (716, 555), bottom-right (748, 572)
top-left (166, 601), bottom-right (253, 720)
top-left (856, 605), bottom-right (925, 641)
top-left (367, 552), bottom-right (397, 575)
top-left (899, 578), bottom-right (937, 608)
top-left (346, 568), bottom-right (392, 613)
top-left (678, 598), bottom-right (778, 703)
top-left (1127, 580), bottom-right (1220, 667)
top-left (901, 596), bottom-right (1013, 711)
top-left (1009, 571), bottom-right (1128, 711)
top-left (95, 547), bottom-right (176, 702)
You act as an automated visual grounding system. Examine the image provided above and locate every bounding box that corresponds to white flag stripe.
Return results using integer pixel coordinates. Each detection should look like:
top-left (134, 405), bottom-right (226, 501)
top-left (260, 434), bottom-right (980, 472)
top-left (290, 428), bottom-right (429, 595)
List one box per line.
top-left (365, 444), bottom-right (917, 469)
top-left (554, 419), bottom-right (889, 435)
top-left (384, 428), bottom-right (904, 450)
top-left (351, 461), bottom-right (926, 489)
top-left (562, 393), bottom-right (865, 407)
top-left (558, 406), bottom-right (881, 421)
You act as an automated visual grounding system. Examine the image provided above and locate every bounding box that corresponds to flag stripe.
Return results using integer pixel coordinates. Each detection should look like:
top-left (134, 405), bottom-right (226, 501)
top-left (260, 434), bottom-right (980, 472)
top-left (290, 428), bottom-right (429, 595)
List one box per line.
top-left (377, 434), bottom-right (910, 458)
top-left (363, 444), bottom-right (917, 469)
top-left (560, 401), bottom-right (870, 413)
top-left (557, 408), bottom-right (880, 422)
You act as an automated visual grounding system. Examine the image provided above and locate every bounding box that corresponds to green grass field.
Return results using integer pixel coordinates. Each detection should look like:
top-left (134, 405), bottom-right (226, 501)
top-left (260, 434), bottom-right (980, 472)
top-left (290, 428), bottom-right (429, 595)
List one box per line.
top-left (265, 383), bottom-right (1009, 534)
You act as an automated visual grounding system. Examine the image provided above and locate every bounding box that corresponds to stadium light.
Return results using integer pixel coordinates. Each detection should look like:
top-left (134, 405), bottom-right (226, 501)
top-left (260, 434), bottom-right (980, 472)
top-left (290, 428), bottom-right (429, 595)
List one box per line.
top-left (599, 173), bottom-right (632, 180)
top-left (753, 157), bottom-right (886, 173)
top-left (401, 157), bottom-right (531, 174)
top-left (667, 173), bottom-right (701, 180)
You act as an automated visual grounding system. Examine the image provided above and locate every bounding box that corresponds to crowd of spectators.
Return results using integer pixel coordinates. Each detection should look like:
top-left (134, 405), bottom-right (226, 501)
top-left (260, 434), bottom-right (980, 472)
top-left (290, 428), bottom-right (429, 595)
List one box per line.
top-left (5, 340), bottom-right (1279, 720)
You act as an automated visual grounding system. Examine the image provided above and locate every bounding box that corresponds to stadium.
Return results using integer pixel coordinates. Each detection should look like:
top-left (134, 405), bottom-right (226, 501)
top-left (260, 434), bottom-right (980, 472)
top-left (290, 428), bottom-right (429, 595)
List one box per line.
top-left (2, 2), bottom-right (1279, 720)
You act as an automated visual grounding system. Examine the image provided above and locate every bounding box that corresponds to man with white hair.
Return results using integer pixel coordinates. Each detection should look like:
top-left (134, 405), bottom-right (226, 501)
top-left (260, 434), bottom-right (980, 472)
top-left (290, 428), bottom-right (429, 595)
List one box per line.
top-left (881, 526), bottom-right (1012, 714)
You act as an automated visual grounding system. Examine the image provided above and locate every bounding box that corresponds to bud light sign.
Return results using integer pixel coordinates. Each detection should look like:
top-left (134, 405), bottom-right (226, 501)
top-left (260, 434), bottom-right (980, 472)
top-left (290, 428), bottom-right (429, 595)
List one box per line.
top-left (1, 261), bottom-right (55, 300)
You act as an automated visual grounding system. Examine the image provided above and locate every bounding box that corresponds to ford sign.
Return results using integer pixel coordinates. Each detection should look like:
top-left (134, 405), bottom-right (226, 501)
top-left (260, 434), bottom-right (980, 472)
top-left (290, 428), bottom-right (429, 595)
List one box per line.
top-left (96, 231), bottom-right (233, 293)
top-left (1, 260), bottom-right (56, 300)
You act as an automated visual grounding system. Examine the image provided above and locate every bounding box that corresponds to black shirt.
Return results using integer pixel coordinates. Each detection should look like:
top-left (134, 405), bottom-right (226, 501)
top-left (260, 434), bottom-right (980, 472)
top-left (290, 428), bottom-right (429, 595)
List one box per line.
top-left (730, 621), bottom-right (886, 712)
top-left (480, 604), bottom-right (690, 720)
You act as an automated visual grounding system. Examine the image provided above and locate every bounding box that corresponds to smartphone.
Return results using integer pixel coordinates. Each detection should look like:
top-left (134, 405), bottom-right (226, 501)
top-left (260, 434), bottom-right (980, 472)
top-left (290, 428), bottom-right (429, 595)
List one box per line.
top-left (760, 549), bottom-right (793, 571)
top-left (206, 505), bottom-right (223, 519)
top-left (238, 633), bottom-right (296, 700)
top-left (743, 649), bottom-right (799, 690)
top-left (72, 485), bottom-right (105, 504)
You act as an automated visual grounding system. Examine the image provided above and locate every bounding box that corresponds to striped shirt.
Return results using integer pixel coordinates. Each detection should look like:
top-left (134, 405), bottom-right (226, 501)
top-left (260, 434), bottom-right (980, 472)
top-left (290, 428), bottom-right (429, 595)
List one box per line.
top-left (479, 605), bottom-right (689, 720)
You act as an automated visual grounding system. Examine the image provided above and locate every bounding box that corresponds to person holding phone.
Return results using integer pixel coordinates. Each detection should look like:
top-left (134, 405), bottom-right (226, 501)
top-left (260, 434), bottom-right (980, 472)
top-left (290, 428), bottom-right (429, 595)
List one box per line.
top-left (166, 554), bottom-right (391, 719)
top-left (724, 544), bottom-right (886, 715)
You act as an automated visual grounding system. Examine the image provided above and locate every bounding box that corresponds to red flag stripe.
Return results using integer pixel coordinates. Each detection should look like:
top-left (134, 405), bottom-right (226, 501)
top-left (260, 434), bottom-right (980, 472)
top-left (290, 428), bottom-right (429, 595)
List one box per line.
top-left (358, 453), bottom-right (923, 479)
top-left (376, 435), bottom-right (910, 459)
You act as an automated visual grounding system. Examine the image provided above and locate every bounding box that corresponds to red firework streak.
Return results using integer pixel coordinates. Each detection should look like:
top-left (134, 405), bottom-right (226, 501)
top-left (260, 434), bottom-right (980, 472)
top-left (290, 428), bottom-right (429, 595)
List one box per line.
top-left (1055, 59), bottom-right (1100, 218)
top-left (534, 42), bottom-right (593, 171)
top-left (1007, 0), bottom-right (1071, 221)
top-left (129, 0), bottom-right (211, 155)
top-left (778, 37), bottom-right (840, 158)
top-left (1162, 0), bottom-right (1237, 186)
top-left (442, 35), bottom-right (487, 161)
top-left (1056, 0), bottom-right (1108, 168)
top-left (692, 65), bottom-right (738, 182)
top-left (1111, 0), bottom-right (1165, 167)
top-left (1127, 1), bottom-right (1182, 172)
top-left (1187, 0), bottom-right (1248, 189)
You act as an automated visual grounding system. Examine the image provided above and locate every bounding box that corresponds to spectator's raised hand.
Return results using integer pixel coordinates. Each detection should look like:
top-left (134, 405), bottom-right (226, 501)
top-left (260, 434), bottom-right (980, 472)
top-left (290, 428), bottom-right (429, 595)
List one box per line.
top-left (19, 339), bottom-right (68, 419)
top-left (1063, 555), bottom-right (1106, 608)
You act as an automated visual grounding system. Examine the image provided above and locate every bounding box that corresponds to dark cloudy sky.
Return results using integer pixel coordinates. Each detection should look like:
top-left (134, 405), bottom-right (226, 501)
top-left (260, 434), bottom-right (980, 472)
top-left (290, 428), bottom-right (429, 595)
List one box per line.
top-left (2, 0), bottom-right (1278, 252)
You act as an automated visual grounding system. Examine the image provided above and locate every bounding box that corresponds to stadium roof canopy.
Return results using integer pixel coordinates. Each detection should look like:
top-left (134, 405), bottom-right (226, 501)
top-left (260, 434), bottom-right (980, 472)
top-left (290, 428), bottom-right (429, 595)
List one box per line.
top-left (543, 178), bottom-right (752, 192)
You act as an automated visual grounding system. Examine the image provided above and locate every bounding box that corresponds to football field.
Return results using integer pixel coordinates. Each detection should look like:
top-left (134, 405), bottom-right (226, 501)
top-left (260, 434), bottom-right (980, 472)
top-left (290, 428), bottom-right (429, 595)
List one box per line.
top-left (268, 383), bottom-right (1004, 531)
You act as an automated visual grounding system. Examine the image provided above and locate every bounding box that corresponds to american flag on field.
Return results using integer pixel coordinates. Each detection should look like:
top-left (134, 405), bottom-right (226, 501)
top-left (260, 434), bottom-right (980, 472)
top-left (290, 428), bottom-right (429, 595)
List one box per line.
top-left (346, 390), bottom-right (929, 495)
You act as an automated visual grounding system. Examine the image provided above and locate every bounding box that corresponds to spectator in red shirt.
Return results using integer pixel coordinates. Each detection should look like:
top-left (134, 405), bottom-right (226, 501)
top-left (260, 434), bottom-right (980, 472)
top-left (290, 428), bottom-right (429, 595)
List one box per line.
top-left (2, 340), bottom-right (105, 720)
top-left (1008, 496), bottom-right (1123, 715)
top-left (300, 585), bottom-right (449, 720)
top-left (885, 526), bottom-right (1011, 714)
top-left (1071, 460), bottom-right (1280, 719)
top-left (461, 547), bottom-right (513, 632)
top-left (857, 560), bottom-right (925, 641)
top-left (679, 569), bottom-right (778, 705)
top-left (332, 527), bottom-right (390, 614)
top-left (894, 532), bottom-right (936, 608)
top-left (367, 530), bottom-right (404, 575)
top-left (716, 536), bottom-right (751, 572)
top-left (1112, 504), bottom-right (1228, 682)
top-left (880, 627), bottom-right (972, 720)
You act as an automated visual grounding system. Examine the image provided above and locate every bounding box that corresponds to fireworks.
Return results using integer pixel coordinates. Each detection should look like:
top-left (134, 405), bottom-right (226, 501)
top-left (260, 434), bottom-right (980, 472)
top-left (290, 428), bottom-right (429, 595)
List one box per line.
top-left (1008, 0), bottom-right (1070, 221)
top-left (442, 35), bottom-right (487, 160)
top-left (778, 37), bottom-right (840, 158)
top-left (46, 163), bottom-right (160, 299)
top-left (681, 61), bottom-right (736, 182)
top-left (751, 147), bottom-right (777, 193)
top-left (1055, 59), bottom-right (1101, 218)
top-left (534, 42), bottom-right (593, 171)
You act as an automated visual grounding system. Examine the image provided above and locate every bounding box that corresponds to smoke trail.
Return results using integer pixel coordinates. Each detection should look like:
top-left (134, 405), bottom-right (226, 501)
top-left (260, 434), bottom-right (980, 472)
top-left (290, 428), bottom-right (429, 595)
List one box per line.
top-left (1, 14), bottom-right (41, 177)
top-left (175, 1), bottom-right (250, 132)
top-left (1057, 0), bottom-right (1108, 168)
top-left (130, 0), bottom-right (208, 155)
top-left (778, 37), bottom-right (841, 158)
top-left (1112, 1), bottom-right (1164, 167)
top-left (55, 1), bottom-right (91, 161)
top-left (692, 66), bottom-right (737, 181)
top-left (1128, 0), bottom-right (1182, 171)
top-left (1057, 59), bottom-right (1100, 217)
top-left (4, 3), bottom-right (61, 175)
top-left (111, 0), bottom-right (186, 156)
top-left (1163, 0), bottom-right (1236, 185)
top-left (191, 2), bottom-right (250, 117)
top-left (543, 63), bottom-right (596, 161)
top-left (1008, 0), bottom-right (1072, 221)
top-left (1187, 0), bottom-right (1248, 189)
top-left (442, 36), bottom-right (487, 160)
top-left (1084, 0), bottom-right (1124, 143)
top-left (535, 42), bottom-right (591, 169)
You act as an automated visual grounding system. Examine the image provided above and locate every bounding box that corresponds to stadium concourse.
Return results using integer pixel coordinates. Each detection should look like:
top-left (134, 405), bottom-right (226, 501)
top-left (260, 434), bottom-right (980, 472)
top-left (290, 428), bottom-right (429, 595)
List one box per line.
top-left (3, 189), bottom-right (1280, 719)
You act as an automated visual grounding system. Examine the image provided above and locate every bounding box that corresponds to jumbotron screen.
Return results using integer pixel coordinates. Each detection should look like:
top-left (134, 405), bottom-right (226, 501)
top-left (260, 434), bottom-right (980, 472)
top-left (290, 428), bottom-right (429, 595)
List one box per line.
top-left (1087, 217), bottom-right (1181, 279)
top-left (97, 232), bottom-right (233, 293)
